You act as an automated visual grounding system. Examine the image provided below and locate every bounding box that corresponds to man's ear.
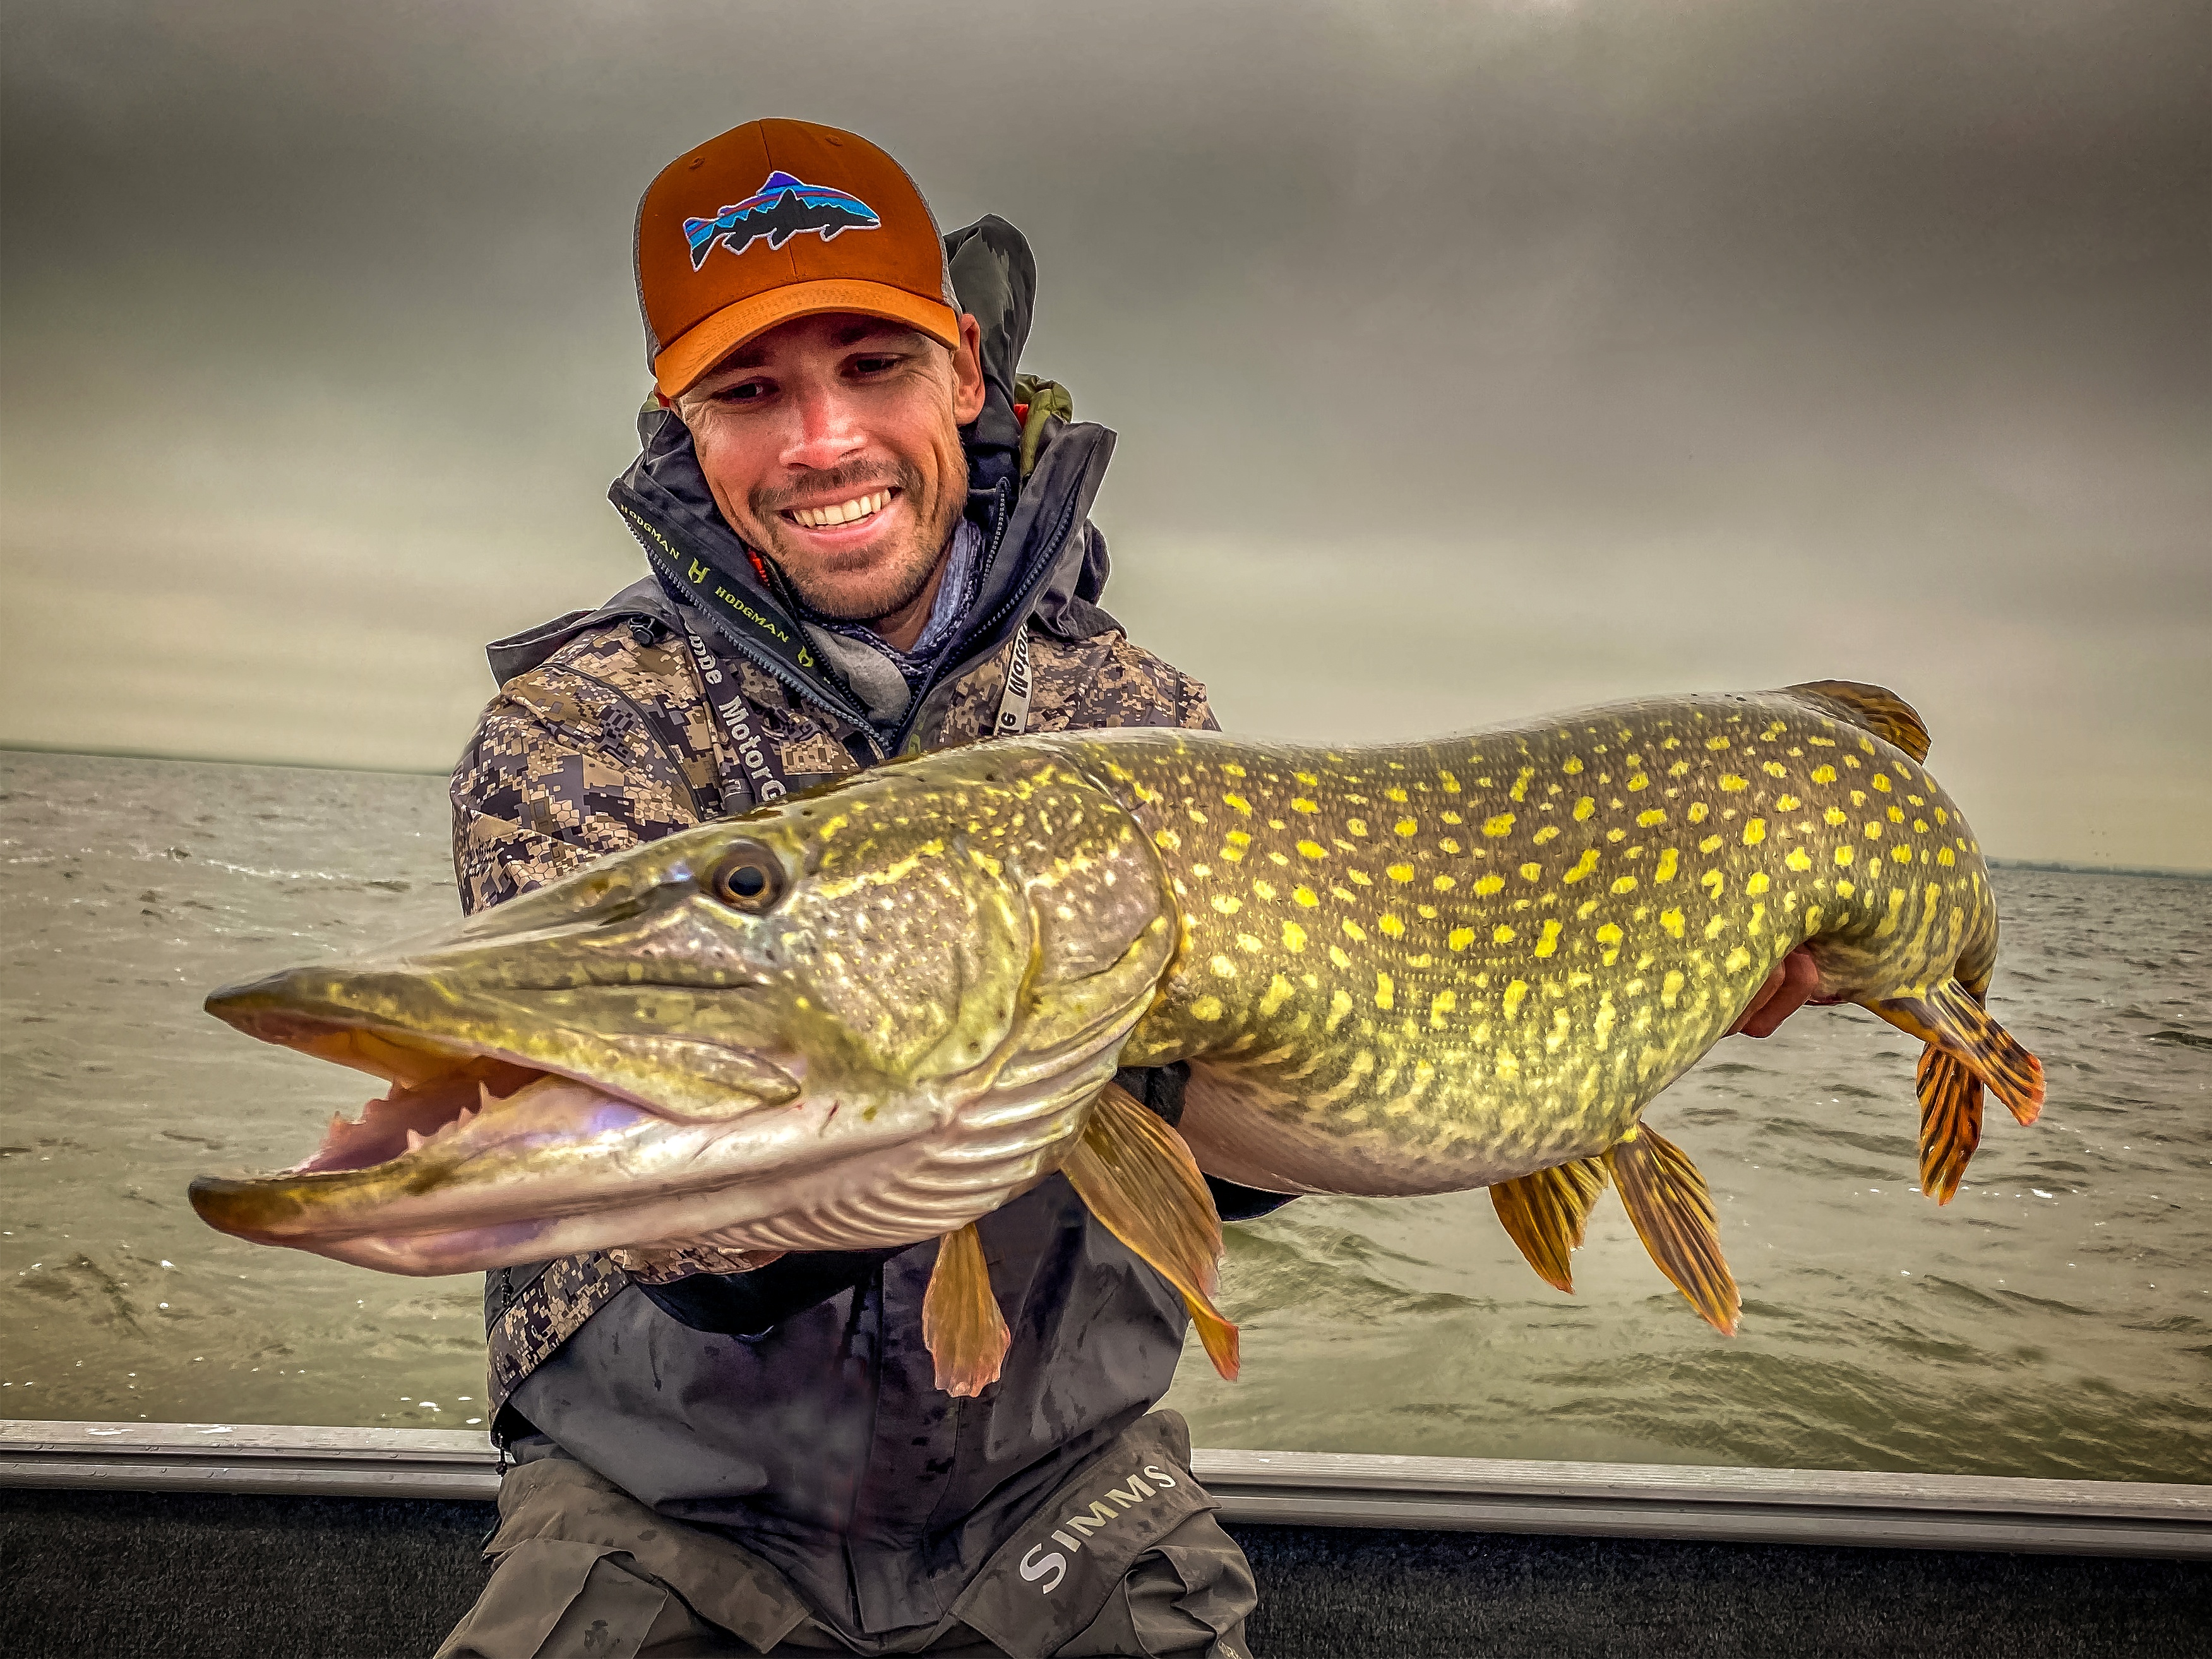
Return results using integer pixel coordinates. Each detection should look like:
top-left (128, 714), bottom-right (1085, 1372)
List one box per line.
top-left (951, 313), bottom-right (986, 426)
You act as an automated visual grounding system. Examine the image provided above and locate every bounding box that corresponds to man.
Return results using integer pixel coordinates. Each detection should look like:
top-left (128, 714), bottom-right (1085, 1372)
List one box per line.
top-left (437, 119), bottom-right (1818, 1659)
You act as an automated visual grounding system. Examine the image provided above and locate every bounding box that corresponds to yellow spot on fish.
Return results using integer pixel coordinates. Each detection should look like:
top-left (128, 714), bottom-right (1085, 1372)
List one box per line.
top-left (1211, 894), bottom-right (1241, 914)
top-left (1611, 875), bottom-right (1639, 895)
top-left (1252, 878), bottom-right (1277, 900)
top-left (1520, 862), bottom-right (1543, 882)
top-left (1725, 946), bottom-right (1752, 973)
top-left (1298, 840), bottom-right (1327, 860)
top-left (1387, 863), bottom-right (1414, 883)
top-left (1688, 802), bottom-right (1710, 824)
top-left (1743, 818), bottom-right (1766, 846)
top-left (1936, 846), bottom-right (1956, 866)
top-left (1747, 871), bottom-right (1770, 895)
top-left (1327, 989), bottom-right (1353, 1029)
top-left (1776, 794), bottom-right (1801, 810)
top-left (1395, 818), bottom-right (1418, 837)
top-left (1864, 822), bottom-right (1883, 840)
top-left (1152, 828), bottom-right (1181, 852)
top-left (1532, 825), bottom-right (1560, 844)
top-left (1785, 849), bottom-right (1812, 871)
top-left (1329, 945), bottom-right (1352, 969)
top-left (1702, 870), bottom-right (1725, 896)
top-left (1661, 970), bottom-right (1685, 1008)
top-left (1825, 806), bottom-right (1848, 827)
top-left (1654, 847), bottom-right (1679, 882)
top-left (1222, 794), bottom-right (1252, 817)
top-left (1473, 874), bottom-right (1504, 895)
top-left (1708, 736), bottom-right (1731, 750)
top-left (1385, 786), bottom-right (1408, 803)
top-left (1699, 834), bottom-right (1723, 854)
top-left (1282, 920), bottom-right (1307, 952)
top-left (1348, 818), bottom-right (1369, 837)
top-left (1342, 918), bottom-right (1368, 942)
top-left (1494, 923), bottom-right (1517, 943)
top-left (1835, 845), bottom-right (1855, 867)
top-left (1534, 919), bottom-right (1563, 957)
top-left (1190, 996), bottom-right (1223, 1022)
top-left (1637, 808), bottom-right (1666, 827)
top-left (1574, 797), bottom-right (1596, 821)
top-left (1504, 979), bottom-right (1531, 1019)
top-left (1891, 844), bottom-right (1913, 863)
top-left (1209, 954), bottom-right (1237, 978)
top-left (1563, 756), bottom-right (1585, 775)
top-left (1291, 885), bottom-right (1320, 910)
top-left (1812, 764), bottom-right (1838, 784)
top-left (1720, 774), bottom-right (1749, 793)
top-left (1595, 921), bottom-right (1625, 965)
top-left (1433, 873), bottom-right (1456, 892)
top-left (1373, 972), bottom-right (1395, 1010)
top-left (1563, 849), bottom-right (1601, 883)
top-left (1449, 926), bottom-right (1476, 952)
top-left (1295, 771), bottom-right (1318, 786)
top-left (1430, 988), bottom-right (1457, 1028)
top-left (1764, 760), bottom-right (1787, 777)
top-left (1872, 774), bottom-right (1891, 792)
top-left (1660, 907), bottom-right (1685, 938)
top-left (1291, 798), bottom-right (1318, 814)
top-left (1510, 768), bottom-right (1534, 801)
top-left (1485, 813), bottom-right (1516, 837)
top-left (1379, 914), bottom-right (1406, 938)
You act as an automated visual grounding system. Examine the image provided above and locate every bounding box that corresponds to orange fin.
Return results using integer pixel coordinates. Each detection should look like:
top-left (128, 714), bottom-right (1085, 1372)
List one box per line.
top-left (921, 1222), bottom-right (1010, 1399)
top-left (1915, 1046), bottom-right (1984, 1204)
top-left (1785, 680), bottom-right (1932, 762)
top-left (1489, 1158), bottom-right (1608, 1293)
top-left (1871, 978), bottom-right (2044, 1127)
top-left (1603, 1125), bottom-right (1742, 1335)
top-left (1061, 1081), bottom-right (1240, 1381)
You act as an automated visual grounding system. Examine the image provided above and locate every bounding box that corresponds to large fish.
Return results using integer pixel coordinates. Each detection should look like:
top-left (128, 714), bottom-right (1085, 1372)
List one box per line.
top-left (191, 681), bottom-right (2044, 1394)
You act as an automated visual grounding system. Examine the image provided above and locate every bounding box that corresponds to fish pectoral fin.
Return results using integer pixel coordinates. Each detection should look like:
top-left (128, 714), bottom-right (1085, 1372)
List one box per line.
top-left (1870, 978), bottom-right (2045, 1127)
top-left (1489, 1158), bottom-right (1608, 1293)
top-left (921, 1223), bottom-right (1011, 1399)
top-left (1060, 1081), bottom-right (1241, 1382)
top-left (1603, 1125), bottom-right (1742, 1335)
top-left (1783, 680), bottom-right (1932, 762)
top-left (1915, 1046), bottom-right (1983, 1205)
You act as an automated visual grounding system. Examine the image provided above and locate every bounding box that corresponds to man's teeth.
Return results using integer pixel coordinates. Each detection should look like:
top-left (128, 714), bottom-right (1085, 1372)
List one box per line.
top-left (790, 489), bottom-right (890, 529)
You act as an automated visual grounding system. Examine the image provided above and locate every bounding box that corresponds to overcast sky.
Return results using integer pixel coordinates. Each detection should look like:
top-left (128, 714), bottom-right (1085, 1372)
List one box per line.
top-left (3, 0), bottom-right (2206, 868)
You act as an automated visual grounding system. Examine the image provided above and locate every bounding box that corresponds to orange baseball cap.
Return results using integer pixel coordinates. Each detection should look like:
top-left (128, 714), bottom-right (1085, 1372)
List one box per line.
top-left (636, 119), bottom-right (960, 397)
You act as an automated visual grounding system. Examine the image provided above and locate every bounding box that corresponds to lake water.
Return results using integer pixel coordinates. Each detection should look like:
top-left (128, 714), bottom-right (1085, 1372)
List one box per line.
top-left (3, 750), bottom-right (2206, 1482)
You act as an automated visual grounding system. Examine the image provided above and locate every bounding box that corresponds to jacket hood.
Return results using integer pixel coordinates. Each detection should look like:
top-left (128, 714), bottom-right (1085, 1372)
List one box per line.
top-left (539, 215), bottom-right (1116, 737)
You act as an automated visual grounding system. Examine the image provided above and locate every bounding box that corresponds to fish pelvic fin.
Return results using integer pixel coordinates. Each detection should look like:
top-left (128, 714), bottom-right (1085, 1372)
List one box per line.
top-left (921, 1222), bottom-right (1011, 1399)
top-left (1915, 1045), bottom-right (1983, 1204)
top-left (1488, 1158), bottom-right (1608, 1293)
top-left (1870, 978), bottom-right (2045, 1129)
top-left (1603, 1125), bottom-right (1742, 1335)
top-left (1783, 680), bottom-right (1932, 762)
top-left (1061, 1081), bottom-right (1240, 1381)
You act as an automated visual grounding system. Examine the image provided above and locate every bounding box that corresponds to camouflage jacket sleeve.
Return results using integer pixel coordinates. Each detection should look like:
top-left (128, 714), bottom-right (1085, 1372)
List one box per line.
top-left (933, 621), bottom-right (1220, 745)
top-left (450, 625), bottom-right (720, 915)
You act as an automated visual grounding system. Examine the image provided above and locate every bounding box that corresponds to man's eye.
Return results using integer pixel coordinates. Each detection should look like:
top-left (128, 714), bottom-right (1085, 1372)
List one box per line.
top-left (852, 356), bottom-right (899, 375)
top-left (717, 381), bottom-right (769, 402)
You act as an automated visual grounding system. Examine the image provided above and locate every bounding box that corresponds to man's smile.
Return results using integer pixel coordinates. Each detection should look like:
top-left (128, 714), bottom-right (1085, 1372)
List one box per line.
top-left (783, 486), bottom-right (899, 534)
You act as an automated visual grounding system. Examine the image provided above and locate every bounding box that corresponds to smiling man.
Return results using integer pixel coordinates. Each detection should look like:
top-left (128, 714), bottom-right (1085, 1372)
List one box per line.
top-left (436, 120), bottom-right (1268, 1659)
top-left (436, 119), bottom-right (1815, 1659)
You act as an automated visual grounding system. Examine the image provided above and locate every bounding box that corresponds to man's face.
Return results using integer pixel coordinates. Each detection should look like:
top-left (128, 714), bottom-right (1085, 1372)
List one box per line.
top-left (671, 311), bottom-right (986, 625)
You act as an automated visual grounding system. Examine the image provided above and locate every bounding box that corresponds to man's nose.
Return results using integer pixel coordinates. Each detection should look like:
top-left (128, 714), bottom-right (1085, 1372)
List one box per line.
top-left (778, 378), bottom-right (867, 472)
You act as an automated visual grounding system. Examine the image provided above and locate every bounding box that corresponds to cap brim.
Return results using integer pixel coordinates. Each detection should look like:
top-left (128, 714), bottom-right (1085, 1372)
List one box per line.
top-left (653, 280), bottom-right (960, 397)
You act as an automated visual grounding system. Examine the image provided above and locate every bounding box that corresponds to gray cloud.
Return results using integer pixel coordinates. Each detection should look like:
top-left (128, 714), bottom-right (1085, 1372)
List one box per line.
top-left (3, 1), bottom-right (2206, 863)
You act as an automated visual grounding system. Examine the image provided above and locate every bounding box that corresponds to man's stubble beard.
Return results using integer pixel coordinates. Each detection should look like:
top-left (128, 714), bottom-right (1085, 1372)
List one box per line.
top-left (750, 449), bottom-right (969, 625)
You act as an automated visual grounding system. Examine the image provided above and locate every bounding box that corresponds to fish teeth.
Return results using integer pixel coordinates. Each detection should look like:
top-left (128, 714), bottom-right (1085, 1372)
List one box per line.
top-left (405, 1129), bottom-right (426, 1152)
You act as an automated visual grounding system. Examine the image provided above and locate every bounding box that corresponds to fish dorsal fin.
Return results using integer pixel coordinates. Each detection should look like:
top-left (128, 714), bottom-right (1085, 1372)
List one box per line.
top-left (1060, 1081), bottom-right (1240, 1381)
top-left (1603, 1124), bottom-right (1742, 1334)
top-left (1488, 1158), bottom-right (1608, 1292)
top-left (1870, 977), bottom-right (2045, 1129)
top-left (921, 1222), bottom-right (1011, 1398)
top-left (1783, 680), bottom-right (1932, 762)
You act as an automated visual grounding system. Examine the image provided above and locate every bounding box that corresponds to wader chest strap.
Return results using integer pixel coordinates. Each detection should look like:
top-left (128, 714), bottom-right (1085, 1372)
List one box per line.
top-left (486, 1252), bottom-right (631, 1417)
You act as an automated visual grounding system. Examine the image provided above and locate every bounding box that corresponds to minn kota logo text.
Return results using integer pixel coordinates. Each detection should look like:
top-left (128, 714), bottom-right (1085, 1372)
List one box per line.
top-left (683, 172), bottom-right (882, 270)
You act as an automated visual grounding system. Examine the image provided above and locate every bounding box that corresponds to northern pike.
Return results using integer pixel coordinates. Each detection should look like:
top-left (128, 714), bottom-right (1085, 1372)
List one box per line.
top-left (191, 680), bottom-right (2045, 1394)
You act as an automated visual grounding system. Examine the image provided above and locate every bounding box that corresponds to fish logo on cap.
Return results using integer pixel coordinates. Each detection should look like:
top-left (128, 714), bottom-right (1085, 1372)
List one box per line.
top-left (683, 171), bottom-right (882, 270)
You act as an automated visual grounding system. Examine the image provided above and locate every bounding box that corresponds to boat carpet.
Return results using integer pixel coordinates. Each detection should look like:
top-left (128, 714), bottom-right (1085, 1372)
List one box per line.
top-left (1, 1487), bottom-right (2206, 1657)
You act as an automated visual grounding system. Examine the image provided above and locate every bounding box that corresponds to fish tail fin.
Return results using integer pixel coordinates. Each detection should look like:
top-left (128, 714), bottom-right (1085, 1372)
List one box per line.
top-left (1062, 1082), bottom-right (1241, 1381)
top-left (1870, 978), bottom-right (2045, 1127)
top-left (1489, 1157), bottom-right (1608, 1293)
top-left (1603, 1125), bottom-right (1742, 1334)
top-left (1915, 1045), bottom-right (1984, 1204)
top-left (921, 1222), bottom-right (1012, 1398)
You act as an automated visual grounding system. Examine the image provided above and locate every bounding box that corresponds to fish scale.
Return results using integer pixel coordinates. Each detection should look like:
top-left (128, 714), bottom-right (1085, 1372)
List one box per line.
top-left (1048, 688), bottom-right (1999, 1198)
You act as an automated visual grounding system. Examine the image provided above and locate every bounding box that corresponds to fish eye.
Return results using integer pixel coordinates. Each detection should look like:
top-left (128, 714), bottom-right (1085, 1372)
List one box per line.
top-left (709, 842), bottom-right (785, 912)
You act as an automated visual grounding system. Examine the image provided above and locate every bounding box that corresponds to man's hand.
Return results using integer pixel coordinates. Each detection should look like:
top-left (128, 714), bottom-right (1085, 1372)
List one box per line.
top-left (1728, 946), bottom-right (1821, 1038)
